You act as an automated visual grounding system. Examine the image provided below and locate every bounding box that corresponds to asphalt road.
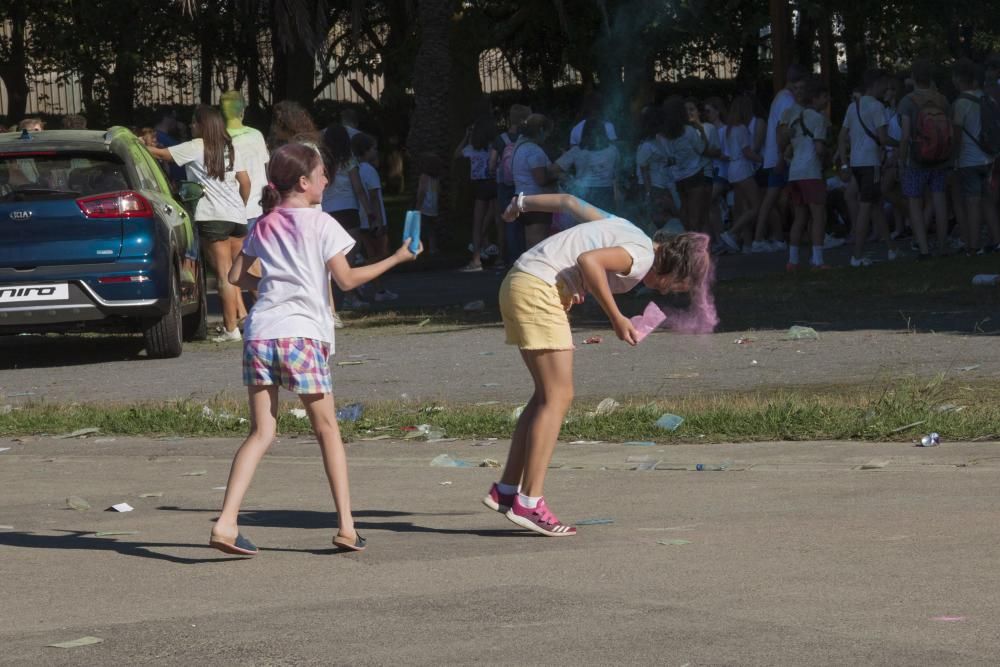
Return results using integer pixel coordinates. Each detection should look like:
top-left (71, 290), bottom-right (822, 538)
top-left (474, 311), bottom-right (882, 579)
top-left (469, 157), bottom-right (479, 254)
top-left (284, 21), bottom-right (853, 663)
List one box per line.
top-left (2, 436), bottom-right (999, 665)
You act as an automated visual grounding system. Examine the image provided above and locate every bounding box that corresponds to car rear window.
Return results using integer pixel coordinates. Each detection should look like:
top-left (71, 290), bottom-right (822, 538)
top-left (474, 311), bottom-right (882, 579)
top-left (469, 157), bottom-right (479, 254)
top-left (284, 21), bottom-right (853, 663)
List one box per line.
top-left (0, 153), bottom-right (130, 201)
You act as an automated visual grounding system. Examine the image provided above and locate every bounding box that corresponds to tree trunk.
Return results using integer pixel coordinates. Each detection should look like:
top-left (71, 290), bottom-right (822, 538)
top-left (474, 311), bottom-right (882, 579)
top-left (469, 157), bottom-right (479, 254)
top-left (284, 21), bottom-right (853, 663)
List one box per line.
top-left (769, 0), bottom-right (792, 92)
top-left (269, 0), bottom-right (319, 106)
top-left (794, 8), bottom-right (816, 70)
top-left (0, 0), bottom-right (30, 123)
top-left (841, 9), bottom-right (868, 93)
top-left (107, 32), bottom-right (140, 124)
top-left (406, 0), bottom-right (454, 208)
top-left (200, 35), bottom-right (215, 104)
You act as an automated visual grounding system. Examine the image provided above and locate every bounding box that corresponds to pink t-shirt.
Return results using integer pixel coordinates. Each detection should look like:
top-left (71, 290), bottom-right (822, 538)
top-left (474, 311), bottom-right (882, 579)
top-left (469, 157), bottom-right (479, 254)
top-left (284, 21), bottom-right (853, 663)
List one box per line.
top-left (242, 207), bottom-right (355, 347)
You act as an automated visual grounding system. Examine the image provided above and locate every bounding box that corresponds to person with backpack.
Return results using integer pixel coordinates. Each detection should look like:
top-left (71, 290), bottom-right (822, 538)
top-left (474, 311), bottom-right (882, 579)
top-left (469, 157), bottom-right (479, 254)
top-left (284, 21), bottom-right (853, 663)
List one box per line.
top-left (837, 68), bottom-right (899, 266)
top-left (898, 59), bottom-right (953, 259)
top-left (951, 58), bottom-right (1000, 254)
top-left (778, 76), bottom-right (831, 270)
top-left (511, 114), bottom-right (558, 250)
top-left (490, 104), bottom-right (532, 265)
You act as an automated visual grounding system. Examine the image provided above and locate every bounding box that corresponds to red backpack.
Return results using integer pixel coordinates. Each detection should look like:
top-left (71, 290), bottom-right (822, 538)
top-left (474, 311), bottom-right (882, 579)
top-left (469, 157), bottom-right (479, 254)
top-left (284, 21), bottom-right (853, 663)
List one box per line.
top-left (910, 92), bottom-right (953, 165)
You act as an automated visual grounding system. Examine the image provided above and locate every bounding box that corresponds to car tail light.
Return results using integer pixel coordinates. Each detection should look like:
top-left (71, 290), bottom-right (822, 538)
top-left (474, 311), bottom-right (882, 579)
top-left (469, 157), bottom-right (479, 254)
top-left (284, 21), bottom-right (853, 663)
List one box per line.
top-left (98, 275), bottom-right (150, 284)
top-left (77, 191), bottom-right (153, 219)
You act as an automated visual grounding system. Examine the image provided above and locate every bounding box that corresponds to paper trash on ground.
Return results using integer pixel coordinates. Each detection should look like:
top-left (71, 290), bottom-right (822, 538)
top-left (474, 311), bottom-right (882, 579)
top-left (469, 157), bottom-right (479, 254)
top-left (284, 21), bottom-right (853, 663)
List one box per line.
top-left (47, 636), bottom-right (104, 649)
top-left (108, 502), bottom-right (134, 512)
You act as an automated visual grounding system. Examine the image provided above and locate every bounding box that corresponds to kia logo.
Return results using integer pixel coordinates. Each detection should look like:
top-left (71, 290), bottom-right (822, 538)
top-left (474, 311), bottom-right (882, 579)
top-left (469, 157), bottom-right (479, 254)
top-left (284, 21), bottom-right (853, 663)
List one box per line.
top-left (9, 210), bottom-right (32, 221)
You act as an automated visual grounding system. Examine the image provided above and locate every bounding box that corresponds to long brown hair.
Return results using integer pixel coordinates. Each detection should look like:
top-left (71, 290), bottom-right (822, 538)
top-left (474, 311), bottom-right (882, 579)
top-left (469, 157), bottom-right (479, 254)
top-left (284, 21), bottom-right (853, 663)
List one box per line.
top-left (193, 104), bottom-right (234, 180)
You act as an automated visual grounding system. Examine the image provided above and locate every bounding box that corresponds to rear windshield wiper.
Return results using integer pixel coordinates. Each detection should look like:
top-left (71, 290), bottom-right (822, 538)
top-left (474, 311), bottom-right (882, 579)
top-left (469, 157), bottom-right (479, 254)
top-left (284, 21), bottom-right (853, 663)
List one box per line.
top-left (0, 186), bottom-right (81, 201)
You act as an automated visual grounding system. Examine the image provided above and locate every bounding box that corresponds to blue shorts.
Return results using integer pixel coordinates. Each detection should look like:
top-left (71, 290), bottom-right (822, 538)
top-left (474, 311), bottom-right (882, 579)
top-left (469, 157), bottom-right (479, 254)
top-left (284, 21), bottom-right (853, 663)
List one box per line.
top-left (901, 167), bottom-right (946, 199)
top-left (765, 167), bottom-right (788, 189)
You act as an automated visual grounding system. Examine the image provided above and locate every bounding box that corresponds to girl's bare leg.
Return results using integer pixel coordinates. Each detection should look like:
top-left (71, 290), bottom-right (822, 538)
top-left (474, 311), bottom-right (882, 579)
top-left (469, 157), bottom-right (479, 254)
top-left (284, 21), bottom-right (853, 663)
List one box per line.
top-left (214, 385), bottom-right (280, 540)
top-left (516, 349), bottom-right (574, 497)
top-left (301, 393), bottom-right (357, 539)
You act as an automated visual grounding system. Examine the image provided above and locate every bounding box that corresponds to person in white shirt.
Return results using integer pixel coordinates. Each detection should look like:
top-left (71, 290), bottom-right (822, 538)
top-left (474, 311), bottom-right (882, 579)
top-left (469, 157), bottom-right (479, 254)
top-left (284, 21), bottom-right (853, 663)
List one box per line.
top-left (454, 115), bottom-right (499, 271)
top-left (660, 96), bottom-right (713, 233)
top-left (146, 105), bottom-right (251, 341)
top-left (779, 76), bottom-right (831, 269)
top-left (635, 106), bottom-right (679, 228)
top-left (720, 95), bottom-right (765, 252)
top-left (352, 132), bottom-right (398, 302)
top-left (702, 97), bottom-right (730, 249)
top-left (211, 142), bottom-right (421, 557)
top-left (552, 119), bottom-right (621, 214)
top-left (569, 91), bottom-right (617, 147)
top-left (837, 68), bottom-right (898, 266)
top-left (511, 114), bottom-right (558, 249)
top-left (753, 64), bottom-right (807, 253)
top-left (485, 191), bottom-right (716, 537)
top-left (952, 58), bottom-right (1000, 253)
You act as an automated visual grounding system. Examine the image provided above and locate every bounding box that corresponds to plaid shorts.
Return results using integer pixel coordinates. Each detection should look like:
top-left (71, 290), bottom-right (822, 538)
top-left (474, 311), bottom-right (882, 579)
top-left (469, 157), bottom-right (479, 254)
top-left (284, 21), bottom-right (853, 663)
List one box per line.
top-left (243, 338), bottom-right (332, 394)
top-left (901, 167), bottom-right (947, 199)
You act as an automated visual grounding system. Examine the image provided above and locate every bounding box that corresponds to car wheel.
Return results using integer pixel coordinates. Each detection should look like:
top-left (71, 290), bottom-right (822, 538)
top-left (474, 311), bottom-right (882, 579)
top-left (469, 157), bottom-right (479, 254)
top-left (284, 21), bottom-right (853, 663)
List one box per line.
top-left (143, 270), bottom-right (183, 359)
top-left (182, 261), bottom-right (208, 341)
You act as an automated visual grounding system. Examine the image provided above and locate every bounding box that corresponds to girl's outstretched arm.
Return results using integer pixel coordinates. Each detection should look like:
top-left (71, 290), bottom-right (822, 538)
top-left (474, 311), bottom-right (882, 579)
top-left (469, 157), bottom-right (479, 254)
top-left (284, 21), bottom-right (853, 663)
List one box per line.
top-left (500, 193), bottom-right (607, 224)
top-left (327, 240), bottom-right (421, 291)
top-left (145, 145), bottom-right (175, 163)
top-left (577, 247), bottom-right (639, 346)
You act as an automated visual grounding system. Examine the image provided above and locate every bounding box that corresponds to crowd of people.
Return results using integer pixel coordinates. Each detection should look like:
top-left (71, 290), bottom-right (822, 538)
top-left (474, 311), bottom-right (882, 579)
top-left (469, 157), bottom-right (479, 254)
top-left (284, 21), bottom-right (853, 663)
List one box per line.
top-left (450, 54), bottom-right (1000, 273)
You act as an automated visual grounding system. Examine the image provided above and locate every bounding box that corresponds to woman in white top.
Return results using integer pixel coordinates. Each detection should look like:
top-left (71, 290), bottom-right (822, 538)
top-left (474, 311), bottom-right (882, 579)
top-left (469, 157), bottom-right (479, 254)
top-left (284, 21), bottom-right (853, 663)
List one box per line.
top-left (551, 119), bottom-right (621, 215)
top-left (511, 114), bottom-right (558, 249)
top-left (720, 95), bottom-right (765, 252)
top-left (660, 96), bottom-right (714, 233)
top-left (321, 125), bottom-right (373, 309)
top-left (454, 114), bottom-right (499, 271)
top-left (147, 104), bottom-right (250, 341)
top-left (636, 106), bottom-right (680, 227)
top-left (703, 97), bottom-right (731, 248)
top-left (880, 76), bottom-right (908, 240)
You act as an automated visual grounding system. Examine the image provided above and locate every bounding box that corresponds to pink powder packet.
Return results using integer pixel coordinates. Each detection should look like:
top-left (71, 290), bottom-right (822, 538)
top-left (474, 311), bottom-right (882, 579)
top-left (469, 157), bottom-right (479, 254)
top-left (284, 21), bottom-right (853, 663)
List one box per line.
top-left (630, 302), bottom-right (666, 343)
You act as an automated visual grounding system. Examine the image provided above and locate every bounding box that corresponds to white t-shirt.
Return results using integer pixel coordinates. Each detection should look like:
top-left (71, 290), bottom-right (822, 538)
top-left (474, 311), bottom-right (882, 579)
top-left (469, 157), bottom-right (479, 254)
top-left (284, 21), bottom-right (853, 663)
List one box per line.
top-left (569, 120), bottom-right (617, 147)
top-left (843, 96), bottom-right (886, 168)
top-left (168, 139), bottom-right (246, 223)
top-left (725, 124), bottom-right (755, 183)
top-left (321, 157), bottom-right (360, 212)
top-left (242, 207), bottom-right (355, 346)
top-left (659, 126), bottom-right (709, 181)
top-left (763, 88), bottom-right (797, 169)
top-left (954, 91), bottom-right (993, 167)
top-left (358, 162), bottom-right (386, 230)
top-left (555, 145), bottom-right (619, 188)
top-left (229, 127), bottom-right (269, 220)
top-left (462, 144), bottom-right (490, 180)
top-left (782, 106), bottom-right (828, 181)
top-left (514, 217), bottom-right (654, 299)
top-left (511, 139), bottom-right (553, 196)
top-left (635, 138), bottom-right (672, 189)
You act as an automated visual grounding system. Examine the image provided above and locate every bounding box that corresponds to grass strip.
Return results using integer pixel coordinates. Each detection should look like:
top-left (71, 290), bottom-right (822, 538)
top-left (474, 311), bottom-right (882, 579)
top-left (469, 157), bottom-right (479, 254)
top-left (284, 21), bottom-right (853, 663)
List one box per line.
top-left (2, 377), bottom-right (997, 444)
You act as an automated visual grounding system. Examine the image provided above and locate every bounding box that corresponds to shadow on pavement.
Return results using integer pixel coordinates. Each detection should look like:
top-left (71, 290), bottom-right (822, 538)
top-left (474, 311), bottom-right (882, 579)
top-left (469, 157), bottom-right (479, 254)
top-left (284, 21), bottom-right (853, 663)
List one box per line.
top-left (0, 530), bottom-right (245, 564)
top-left (0, 334), bottom-right (146, 370)
top-left (158, 506), bottom-right (528, 538)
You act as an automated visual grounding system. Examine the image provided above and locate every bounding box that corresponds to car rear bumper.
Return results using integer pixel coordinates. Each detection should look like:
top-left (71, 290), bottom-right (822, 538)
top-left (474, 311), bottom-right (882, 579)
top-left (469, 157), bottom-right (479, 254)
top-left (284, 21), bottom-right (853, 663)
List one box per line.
top-left (0, 267), bottom-right (170, 330)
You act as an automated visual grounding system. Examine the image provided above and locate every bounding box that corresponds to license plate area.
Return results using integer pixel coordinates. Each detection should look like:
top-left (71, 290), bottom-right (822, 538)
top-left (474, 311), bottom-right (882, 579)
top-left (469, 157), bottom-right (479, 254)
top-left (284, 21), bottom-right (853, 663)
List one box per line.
top-left (0, 283), bottom-right (69, 304)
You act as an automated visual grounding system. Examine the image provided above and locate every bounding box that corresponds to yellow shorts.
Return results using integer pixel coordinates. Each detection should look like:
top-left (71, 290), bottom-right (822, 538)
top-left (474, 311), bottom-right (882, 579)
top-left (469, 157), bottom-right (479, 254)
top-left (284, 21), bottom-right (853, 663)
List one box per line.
top-left (499, 270), bottom-right (574, 350)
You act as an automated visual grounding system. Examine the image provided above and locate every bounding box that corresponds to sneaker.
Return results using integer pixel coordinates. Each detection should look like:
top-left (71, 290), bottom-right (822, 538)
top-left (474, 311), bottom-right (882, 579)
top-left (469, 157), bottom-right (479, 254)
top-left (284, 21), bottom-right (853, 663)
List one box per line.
top-left (505, 496), bottom-right (577, 537)
top-left (887, 249), bottom-right (898, 261)
top-left (211, 327), bottom-right (242, 343)
top-left (850, 256), bottom-right (872, 268)
top-left (482, 243), bottom-right (499, 257)
top-left (342, 294), bottom-right (370, 310)
top-left (770, 240), bottom-right (788, 252)
top-left (720, 231), bottom-right (741, 253)
top-left (332, 312), bottom-right (344, 329)
top-left (751, 240), bottom-right (772, 253)
top-left (785, 262), bottom-right (800, 273)
top-left (482, 483), bottom-right (516, 513)
top-left (374, 289), bottom-right (399, 302)
top-left (458, 263), bottom-right (483, 272)
top-left (823, 234), bottom-right (845, 249)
